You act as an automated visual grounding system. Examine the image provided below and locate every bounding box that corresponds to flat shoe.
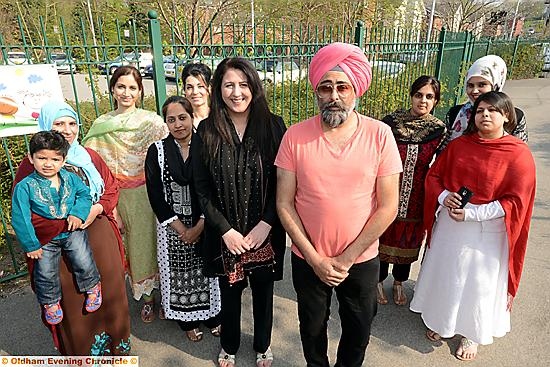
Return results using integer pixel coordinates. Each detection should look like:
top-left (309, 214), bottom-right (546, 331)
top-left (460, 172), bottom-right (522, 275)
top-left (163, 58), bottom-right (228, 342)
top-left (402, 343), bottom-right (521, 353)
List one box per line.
top-left (43, 302), bottom-right (63, 325)
top-left (392, 282), bottom-right (407, 306)
top-left (426, 329), bottom-right (442, 342)
top-left (140, 301), bottom-right (155, 323)
top-left (186, 328), bottom-right (203, 342)
top-left (256, 347), bottom-right (273, 367)
top-left (218, 348), bottom-right (235, 367)
top-left (456, 337), bottom-right (478, 361)
top-left (211, 325), bottom-right (221, 337)
top-left (85, 282), bottom-right (102, 313)
top-left (376, 282), bottom-right (388, 305)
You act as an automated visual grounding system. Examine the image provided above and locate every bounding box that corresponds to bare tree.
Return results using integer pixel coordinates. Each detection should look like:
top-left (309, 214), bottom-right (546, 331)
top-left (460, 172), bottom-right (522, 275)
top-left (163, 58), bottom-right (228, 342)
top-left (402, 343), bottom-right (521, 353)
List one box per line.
top-left (437, 0), bottom-right (501, 34)
top-left (154, 0), bottom-right (241, 48)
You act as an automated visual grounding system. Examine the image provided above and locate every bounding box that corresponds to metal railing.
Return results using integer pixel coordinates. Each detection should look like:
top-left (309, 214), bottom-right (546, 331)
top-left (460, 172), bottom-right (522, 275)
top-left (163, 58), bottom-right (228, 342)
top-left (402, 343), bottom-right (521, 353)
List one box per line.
top-left (1, 11), bottom-right (547, 282)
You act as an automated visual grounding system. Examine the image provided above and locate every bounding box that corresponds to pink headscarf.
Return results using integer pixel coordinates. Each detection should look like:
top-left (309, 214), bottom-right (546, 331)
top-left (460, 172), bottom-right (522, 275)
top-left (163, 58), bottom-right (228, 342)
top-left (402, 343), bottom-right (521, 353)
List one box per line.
top-left (309, 42), bottom-right (372, 97)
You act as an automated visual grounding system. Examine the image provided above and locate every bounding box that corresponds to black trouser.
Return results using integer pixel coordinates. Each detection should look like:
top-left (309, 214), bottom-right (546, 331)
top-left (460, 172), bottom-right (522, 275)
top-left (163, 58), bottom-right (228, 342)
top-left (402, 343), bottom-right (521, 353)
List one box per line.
top-left (378, 261), bottom-right (411, 283)
top-left (292, 253), bottom-right (379, 367)
top-left (177, 313), bottom-right (221, 332)
top-left (219, 275), bottom-right (274, 355)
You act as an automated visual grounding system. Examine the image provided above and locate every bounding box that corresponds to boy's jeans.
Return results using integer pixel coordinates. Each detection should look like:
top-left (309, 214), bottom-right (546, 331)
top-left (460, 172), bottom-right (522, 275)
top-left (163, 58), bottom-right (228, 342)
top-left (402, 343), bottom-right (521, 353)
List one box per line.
top-left (33, 230), bottom-right (100, 305)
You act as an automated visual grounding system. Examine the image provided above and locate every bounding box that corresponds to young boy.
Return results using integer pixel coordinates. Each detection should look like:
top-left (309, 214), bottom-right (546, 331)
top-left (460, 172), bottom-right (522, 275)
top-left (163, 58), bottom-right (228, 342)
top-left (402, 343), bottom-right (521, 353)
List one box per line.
top-left (12, 130), bottom-right (102, 325)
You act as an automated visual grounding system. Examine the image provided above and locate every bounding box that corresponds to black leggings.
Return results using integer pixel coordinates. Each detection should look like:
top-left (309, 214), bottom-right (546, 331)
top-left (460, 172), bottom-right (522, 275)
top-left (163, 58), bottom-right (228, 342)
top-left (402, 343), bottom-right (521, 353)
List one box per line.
top-left (379, 261), bottom-right (411, 283)
top-left (177, 313), bottom-right (221, 332)
top-left (219, 275), bottom-right (274, 355)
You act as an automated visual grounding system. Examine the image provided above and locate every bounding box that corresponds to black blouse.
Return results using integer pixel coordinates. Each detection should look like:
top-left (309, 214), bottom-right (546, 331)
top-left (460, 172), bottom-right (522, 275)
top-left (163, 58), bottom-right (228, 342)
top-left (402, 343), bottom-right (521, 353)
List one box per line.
top-left (145, 135), bottom-right (201, 227)
top-left (191, 113), bottom-right (287, 279)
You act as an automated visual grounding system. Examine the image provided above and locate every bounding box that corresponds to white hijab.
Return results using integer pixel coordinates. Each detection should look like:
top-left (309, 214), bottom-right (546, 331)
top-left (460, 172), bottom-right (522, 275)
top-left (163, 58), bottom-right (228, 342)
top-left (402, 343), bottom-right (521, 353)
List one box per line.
top-left (450, 55), bottom-right (508, 140)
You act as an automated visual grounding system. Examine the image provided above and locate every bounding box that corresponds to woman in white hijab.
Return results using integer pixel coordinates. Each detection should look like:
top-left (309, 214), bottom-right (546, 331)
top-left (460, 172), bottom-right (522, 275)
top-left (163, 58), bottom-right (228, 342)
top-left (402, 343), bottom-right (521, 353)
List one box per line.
top-left (444, 55), bottom-right (528, 144)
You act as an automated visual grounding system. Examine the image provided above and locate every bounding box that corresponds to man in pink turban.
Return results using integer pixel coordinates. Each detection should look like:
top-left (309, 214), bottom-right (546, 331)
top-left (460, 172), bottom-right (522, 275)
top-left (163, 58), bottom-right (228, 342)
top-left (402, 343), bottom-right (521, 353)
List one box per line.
top-left (275, 42), bottom-right (402, 366)
top-left (308, 42), bottom-right (372, 98)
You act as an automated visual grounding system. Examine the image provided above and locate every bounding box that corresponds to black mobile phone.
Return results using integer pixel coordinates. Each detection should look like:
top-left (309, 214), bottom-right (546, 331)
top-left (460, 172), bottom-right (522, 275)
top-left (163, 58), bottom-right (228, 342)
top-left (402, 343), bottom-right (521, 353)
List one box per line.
top-left (457, 186), bottom-right (474, 209)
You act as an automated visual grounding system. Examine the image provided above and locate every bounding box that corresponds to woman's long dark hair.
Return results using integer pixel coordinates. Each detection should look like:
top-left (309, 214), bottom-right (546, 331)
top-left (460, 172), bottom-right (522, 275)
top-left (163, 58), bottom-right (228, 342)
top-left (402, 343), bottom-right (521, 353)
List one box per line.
top-left (201, 57), bottom-right (278, 163)
top-left (464, 91), bottom-right (516, 135)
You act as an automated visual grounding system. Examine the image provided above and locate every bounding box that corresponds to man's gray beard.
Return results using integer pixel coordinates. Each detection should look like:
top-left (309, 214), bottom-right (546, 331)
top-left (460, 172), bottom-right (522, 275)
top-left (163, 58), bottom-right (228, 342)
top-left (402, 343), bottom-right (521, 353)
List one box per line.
top-left (321, 108), bottom-right (350, 128)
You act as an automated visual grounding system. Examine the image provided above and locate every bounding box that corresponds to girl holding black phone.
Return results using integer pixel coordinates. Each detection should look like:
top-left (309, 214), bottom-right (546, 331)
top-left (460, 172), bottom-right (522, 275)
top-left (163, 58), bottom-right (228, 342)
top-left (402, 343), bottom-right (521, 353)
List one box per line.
top-left (410, 92), bottom-right (536, 362)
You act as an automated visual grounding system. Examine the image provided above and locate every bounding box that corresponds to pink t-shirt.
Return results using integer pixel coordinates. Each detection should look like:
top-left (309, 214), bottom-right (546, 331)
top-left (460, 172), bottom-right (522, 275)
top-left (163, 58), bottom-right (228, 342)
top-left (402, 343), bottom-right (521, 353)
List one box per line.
top-left (275, 113), bottom-right (402, 263)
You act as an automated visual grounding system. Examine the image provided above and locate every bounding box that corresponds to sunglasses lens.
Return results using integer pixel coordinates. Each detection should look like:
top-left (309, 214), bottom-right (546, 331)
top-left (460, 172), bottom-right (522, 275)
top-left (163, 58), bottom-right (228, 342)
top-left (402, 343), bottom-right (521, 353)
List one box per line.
top-left (336, 85), bottom-right (351, 94)
top-left (317, 85), bottom-right (332, 97)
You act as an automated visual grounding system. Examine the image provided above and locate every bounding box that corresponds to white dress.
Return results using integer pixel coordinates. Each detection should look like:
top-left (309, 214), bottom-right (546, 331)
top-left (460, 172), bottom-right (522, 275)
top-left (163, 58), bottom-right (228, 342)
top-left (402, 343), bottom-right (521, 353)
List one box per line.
top-left (410, 197), bottom-right (511, 345)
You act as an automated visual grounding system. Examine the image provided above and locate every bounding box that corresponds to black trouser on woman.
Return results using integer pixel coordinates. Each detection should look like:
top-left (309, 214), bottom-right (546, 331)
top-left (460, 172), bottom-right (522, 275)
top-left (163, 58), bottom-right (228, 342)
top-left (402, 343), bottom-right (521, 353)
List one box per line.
top-left (219, 275), bottom-right (274, 355)
top-left (292, 253), bottom-right (379, 367)
top-left (378, 261), bottom-right (411, 282)
top-left (177, 313), bottom-right (221, 332)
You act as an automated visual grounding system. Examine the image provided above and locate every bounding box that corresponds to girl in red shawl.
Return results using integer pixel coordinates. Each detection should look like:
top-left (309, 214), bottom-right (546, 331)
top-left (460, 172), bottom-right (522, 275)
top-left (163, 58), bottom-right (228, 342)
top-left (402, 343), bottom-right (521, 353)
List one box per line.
top-left (410, 92), bottom-right (536, 361)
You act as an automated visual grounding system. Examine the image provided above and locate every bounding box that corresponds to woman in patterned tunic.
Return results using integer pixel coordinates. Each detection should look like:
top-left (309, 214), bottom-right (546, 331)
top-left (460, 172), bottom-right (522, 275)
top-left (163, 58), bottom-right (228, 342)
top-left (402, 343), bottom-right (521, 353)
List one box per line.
top-left (83, 66), bottom-right (168, 323)
top-left (145, 96), bottom-right (221, 342)
top-left (377, 76), bottom-right (447, 306)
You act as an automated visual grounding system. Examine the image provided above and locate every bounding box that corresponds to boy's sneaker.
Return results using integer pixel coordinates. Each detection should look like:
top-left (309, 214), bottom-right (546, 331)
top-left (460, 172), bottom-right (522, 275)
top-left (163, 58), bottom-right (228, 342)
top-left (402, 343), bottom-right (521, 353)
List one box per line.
top-left (85, 282), bottom-right (102, 313)
top-left (43, 302), bottom-right (63, 325)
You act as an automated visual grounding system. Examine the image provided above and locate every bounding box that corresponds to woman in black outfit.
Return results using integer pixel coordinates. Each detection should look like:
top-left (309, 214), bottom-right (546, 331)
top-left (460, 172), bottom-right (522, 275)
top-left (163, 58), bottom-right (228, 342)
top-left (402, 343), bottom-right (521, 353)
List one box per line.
top-left (191, 57), bottom-right (286, 367)
top-left (145, 96), bottom-right (221, 343)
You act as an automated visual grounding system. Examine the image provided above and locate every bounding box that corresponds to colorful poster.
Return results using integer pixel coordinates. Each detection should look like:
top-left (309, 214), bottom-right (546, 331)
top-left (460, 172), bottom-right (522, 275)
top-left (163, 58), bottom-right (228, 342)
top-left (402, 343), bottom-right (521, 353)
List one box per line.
top-left (0, 64), bottom-right (64, 137)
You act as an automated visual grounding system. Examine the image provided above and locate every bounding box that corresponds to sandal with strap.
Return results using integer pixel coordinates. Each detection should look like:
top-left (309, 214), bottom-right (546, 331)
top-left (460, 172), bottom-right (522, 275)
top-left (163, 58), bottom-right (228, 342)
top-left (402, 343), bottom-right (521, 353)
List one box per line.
top-left (392, 281), bottom-right (407, 306)
top-left (426, 329), bottom-right (442, 342)
top-left (256, 347), bottom-right (273, 367)
top-left (186, 328), bottom-right (203, 342)
top-left (376, 282), bottom-right (388, 305)
top-left (456, 337), bottom-right (478, 361)
top-left (211, 325), bottom-right (221, 337)
top-left (43, 301), bottom-right (63, 325)
top-left (141, 301), bottom-right (155, 323)
top-left (218, 348), bottom-right (235, 367)
top-left (85, 282), bottom-right (102, 313)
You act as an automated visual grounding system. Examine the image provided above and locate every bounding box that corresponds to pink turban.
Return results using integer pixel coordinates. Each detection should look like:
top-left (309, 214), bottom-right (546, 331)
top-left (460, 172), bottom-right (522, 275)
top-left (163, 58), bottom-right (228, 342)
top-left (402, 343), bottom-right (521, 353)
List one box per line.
top-left (309, 42), bottom-right (372, 97)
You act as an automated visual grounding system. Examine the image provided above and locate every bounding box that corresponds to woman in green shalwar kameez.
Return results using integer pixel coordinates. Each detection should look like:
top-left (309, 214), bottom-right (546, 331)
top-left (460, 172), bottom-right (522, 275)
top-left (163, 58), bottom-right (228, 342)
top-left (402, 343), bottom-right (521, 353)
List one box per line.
top-left (83, 66), bottom-right (168, 323)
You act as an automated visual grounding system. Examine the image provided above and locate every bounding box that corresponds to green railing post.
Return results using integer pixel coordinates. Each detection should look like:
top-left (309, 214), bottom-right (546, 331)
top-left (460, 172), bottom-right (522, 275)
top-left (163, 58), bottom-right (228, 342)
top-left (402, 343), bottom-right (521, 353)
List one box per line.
top-left (434, 28), bottom-right (446, 80)
top-left (354, 21), bottom-right (365, 49)
top-left (455, 31), bottom-right (472, 105)
top-left (485, 37), bottom-right (492, 55)
top-left (148, 10), bottom-right (166, 115)
top-left (510, 36), bottom-right (520, 78)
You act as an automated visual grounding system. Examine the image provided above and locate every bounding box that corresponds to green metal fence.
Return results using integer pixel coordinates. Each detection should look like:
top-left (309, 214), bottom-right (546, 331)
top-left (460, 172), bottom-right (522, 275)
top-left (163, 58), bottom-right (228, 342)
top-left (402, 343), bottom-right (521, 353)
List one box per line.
top-left (1, 11), bottom-right (548, 283)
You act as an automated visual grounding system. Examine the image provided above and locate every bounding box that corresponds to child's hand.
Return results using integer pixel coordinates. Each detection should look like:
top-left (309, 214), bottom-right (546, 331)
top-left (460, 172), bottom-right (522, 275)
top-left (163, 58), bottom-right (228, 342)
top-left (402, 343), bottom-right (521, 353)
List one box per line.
top-left (26, 248), bottom-right (43, 260)
top-left (67, 215), bottom-right (83, 231)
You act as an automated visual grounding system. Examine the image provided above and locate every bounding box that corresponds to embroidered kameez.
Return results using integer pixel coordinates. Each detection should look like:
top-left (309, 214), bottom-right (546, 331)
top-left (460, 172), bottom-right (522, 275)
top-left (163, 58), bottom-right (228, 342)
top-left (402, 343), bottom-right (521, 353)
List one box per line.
top-left (145, 136), bottom-right (221, 324)
top-left (379, 109), bottom-right (446, 265)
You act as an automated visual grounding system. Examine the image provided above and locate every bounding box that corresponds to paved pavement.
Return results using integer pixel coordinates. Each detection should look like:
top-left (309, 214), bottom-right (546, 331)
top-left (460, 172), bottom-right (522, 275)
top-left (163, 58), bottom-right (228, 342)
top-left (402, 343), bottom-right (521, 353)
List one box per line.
top-left (1, 78), bottom-right (550, 366)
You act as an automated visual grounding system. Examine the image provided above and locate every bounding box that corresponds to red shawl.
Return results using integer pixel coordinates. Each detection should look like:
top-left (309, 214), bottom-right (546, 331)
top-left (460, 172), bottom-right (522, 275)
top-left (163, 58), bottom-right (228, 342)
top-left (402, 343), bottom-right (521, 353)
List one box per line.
top-left (424, 134), bottom-right (536, 297)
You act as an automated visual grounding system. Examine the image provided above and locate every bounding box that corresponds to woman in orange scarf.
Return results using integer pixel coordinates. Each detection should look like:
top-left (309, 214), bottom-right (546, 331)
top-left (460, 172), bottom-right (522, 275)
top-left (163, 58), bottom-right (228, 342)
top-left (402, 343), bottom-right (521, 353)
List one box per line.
top-left (410, 92), bottom-right (536, 361)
